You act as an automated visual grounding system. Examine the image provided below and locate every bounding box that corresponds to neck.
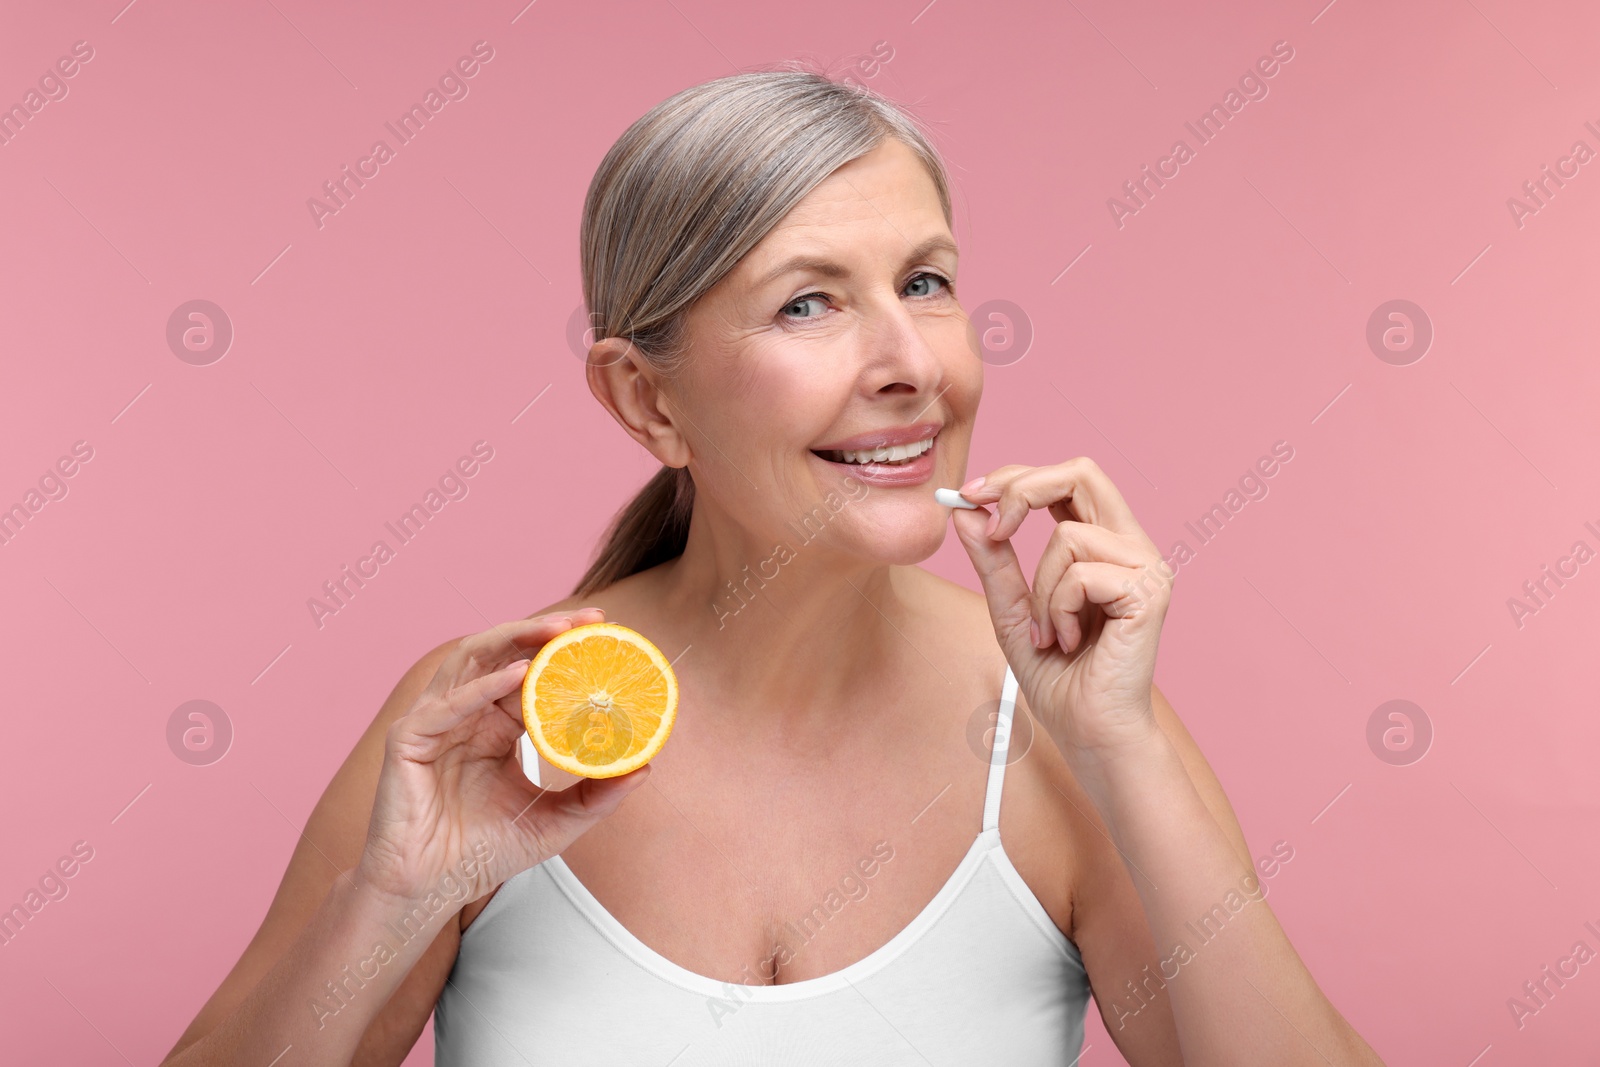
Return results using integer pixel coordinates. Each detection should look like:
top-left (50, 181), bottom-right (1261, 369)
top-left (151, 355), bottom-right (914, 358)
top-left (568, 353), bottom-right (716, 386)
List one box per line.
top-left (653, 493), bottom-right (916, 728)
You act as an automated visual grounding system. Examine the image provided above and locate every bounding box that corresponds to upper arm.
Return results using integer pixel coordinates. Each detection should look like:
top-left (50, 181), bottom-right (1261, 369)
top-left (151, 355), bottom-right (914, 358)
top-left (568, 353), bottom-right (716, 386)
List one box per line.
top-left (163, 634), bottom-right (468, 1066)
top-left (1064, 681), bottom-right (1255, 1065)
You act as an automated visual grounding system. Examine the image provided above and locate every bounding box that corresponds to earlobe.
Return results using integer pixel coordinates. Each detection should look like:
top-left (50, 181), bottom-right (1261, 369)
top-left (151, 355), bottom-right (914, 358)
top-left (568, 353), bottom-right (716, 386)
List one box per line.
top-left (585, 340), bottom-right (691, 469)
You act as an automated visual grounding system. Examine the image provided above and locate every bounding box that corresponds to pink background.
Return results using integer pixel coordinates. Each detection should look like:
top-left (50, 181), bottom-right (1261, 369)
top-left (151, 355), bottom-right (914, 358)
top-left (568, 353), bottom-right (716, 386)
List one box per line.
top-left (3, 0), bottom-right (1597, 1062)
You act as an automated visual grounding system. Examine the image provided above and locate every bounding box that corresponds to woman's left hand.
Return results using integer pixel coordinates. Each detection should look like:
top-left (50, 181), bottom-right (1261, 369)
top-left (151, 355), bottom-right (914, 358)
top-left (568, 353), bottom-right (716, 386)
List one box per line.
top-left (950, 457), bottom-right (1174, 763)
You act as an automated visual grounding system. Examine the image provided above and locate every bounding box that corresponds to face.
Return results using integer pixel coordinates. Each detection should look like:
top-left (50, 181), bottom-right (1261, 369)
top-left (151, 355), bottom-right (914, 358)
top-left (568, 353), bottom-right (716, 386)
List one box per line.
top-left (658, 137), bottom-right (983, 566)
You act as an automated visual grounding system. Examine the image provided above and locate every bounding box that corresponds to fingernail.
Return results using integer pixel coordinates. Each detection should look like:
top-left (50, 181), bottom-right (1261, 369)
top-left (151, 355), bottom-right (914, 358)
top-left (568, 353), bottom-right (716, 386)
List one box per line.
top-left (1030, 618), bottom-right (1041, 647)
top-left (984, 510), bottom-right (1000, 538)
top-left (960, 476), bottom-right (986, 494)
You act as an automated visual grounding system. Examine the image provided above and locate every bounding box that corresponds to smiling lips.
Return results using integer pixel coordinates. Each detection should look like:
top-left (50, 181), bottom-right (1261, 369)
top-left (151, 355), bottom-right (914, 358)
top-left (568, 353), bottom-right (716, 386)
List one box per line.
top-left (813, 435), bottom-right (936, 465)
top-left (810, 421), bottom-right (941, 486)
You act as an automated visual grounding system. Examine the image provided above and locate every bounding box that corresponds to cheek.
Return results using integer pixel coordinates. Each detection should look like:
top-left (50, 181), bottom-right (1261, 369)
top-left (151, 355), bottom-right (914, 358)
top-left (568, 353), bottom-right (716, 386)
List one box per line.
top-left (945, 341), bottom-right (984, 412)
top-left (939, 316), bottom-right (983, 381)
top-left (959, 354), bottom-right (984, 402)
top-left (745, 356), bottom-right (854, 441)
top-left (692, 370), bottom-right (836, 493)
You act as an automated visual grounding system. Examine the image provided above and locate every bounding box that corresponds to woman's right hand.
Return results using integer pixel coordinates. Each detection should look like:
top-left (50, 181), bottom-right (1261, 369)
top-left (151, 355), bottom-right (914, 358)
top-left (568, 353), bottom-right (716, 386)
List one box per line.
top-left (354, 607), bottom-right (651, 909)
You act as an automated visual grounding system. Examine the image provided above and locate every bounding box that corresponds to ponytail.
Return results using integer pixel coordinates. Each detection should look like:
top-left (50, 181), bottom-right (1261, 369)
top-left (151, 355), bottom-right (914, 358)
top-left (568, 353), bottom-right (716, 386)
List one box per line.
top-left (570, 465), bottom-right (694, 598)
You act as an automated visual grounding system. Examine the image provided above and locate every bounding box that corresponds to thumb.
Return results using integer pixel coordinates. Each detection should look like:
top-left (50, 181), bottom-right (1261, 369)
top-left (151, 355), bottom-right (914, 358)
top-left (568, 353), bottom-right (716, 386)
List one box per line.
top-left (520, 764), bottom-right (653, 861)
top-left (950, 505), bottom-right (1039, 666)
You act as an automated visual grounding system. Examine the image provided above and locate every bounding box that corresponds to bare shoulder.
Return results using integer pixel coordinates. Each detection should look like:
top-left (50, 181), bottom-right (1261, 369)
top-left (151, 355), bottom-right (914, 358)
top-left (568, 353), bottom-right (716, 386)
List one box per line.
top-left (902, 566), bottom-right (1001, 664)
top-left (529, 567), bottom-right (658, 623)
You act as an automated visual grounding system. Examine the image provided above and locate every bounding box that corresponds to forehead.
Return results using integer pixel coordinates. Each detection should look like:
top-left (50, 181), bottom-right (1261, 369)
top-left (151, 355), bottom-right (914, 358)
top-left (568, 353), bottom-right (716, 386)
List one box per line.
top-left (746, 138), bottom-right (949, 258)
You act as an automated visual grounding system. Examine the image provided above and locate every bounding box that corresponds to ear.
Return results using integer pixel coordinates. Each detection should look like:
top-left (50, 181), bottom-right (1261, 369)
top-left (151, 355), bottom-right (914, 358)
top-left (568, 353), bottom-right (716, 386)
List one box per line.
top-left (586, 337), bottom-right (691, 468)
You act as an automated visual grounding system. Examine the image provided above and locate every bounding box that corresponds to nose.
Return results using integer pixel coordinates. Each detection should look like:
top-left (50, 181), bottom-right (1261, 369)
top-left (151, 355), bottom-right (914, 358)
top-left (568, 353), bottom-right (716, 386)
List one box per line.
top-left (857, 290), bottom-right (948, 399)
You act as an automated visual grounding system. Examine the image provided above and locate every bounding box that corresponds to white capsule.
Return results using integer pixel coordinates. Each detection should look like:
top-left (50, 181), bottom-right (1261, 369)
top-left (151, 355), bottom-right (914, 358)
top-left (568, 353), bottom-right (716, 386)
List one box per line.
top-left (934, 488), bottom-right (978, 509)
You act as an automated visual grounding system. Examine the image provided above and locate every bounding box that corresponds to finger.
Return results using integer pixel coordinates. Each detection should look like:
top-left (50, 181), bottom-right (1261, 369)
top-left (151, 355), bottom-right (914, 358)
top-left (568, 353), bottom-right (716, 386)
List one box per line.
top-left (513, 766), bottom-right (654, 863)
top-left (427, 609), bottom-right (605, 697)
top-left (960, 464), bottom-right (1032, 493)
top-left (401, 658), bottom-right (531, 746)
top-left (426, 619), bottom-right (554, 698)
top-left (950, 503), bottom-right (1039, 667)
top-left (1047, 562), bottom-right (1168, 653)
top-left (493, 690), bottom-right (527, 729)
top-left (963, 458), bottom-right (1144, 542)
top-left (1031, 522), bottom-right (1152, 648)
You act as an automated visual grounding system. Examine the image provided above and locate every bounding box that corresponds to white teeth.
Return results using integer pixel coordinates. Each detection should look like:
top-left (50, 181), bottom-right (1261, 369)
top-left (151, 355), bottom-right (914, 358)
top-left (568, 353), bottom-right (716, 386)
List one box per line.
top-left (820, 435), bottom-right (936, 465)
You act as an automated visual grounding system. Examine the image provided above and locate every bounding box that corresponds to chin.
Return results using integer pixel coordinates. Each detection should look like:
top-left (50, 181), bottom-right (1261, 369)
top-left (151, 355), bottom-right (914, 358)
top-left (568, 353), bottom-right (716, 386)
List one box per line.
top-left (841, 507), bottom-right (951, 567)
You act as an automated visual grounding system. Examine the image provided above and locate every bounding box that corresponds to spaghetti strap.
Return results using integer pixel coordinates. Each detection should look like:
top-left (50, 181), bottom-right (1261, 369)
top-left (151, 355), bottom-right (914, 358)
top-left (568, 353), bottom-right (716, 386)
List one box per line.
top-left (981, 664), bottom-right (1020, 833)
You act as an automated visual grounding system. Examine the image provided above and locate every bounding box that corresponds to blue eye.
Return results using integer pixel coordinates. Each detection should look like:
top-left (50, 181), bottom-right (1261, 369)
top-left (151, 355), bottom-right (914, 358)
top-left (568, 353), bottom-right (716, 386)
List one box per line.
top-left (779, 271), bottom-right (953, 324)
top-left (782, 294), bottom-right (829, 319)
top-left (905, 271), bottom-right (951, 298)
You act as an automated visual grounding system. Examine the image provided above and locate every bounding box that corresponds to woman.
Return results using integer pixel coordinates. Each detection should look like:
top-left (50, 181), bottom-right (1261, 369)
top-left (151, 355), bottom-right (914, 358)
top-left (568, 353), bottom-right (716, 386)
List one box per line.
top-left (162, 69), bottom-right (1383, 1065)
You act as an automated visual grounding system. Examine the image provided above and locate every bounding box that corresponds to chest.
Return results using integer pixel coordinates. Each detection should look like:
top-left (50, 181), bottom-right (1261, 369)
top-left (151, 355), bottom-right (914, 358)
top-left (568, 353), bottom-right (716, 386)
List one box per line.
top-left (569, 785), bottom-right (981, 982)
top-left (515, 727), bottom-right (1079, 986)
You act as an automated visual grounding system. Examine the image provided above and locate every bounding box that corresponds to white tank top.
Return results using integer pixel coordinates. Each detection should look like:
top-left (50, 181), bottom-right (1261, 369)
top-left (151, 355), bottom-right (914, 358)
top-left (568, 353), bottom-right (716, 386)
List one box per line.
top-left (435, 664), bottom-right (1091, 1065)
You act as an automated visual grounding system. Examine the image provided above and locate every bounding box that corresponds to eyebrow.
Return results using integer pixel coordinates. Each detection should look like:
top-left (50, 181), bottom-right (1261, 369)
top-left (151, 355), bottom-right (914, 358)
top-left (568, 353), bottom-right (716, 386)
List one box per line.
top-left (753, 234), bottom-right (959, 289)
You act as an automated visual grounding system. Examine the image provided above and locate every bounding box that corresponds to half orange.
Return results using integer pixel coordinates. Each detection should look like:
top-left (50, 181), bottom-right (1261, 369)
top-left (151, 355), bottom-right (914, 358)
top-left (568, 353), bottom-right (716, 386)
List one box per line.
top-left (521, 621), bottom-right (678, 779)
